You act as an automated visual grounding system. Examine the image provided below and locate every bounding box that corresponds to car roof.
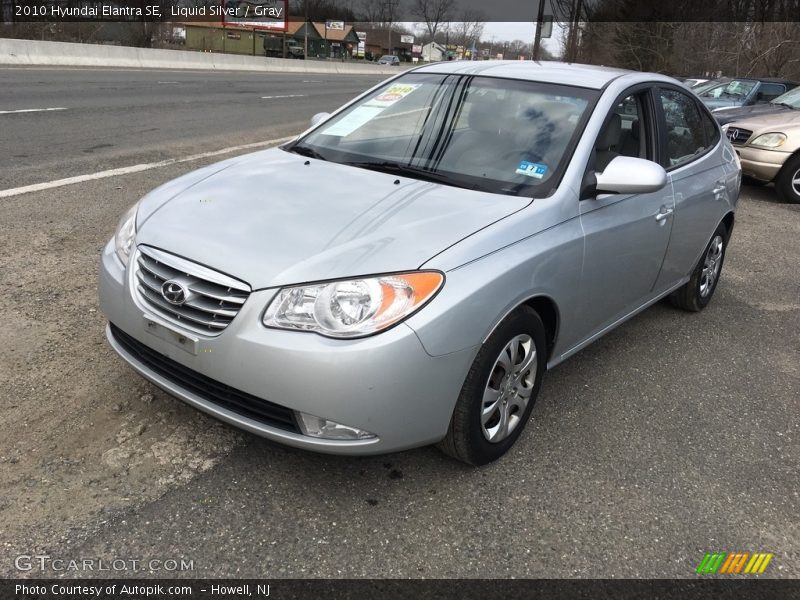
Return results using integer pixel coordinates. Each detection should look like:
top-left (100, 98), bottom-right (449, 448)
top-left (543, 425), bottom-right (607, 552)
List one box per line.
top-left (411, 60), bottom-right (666, 90)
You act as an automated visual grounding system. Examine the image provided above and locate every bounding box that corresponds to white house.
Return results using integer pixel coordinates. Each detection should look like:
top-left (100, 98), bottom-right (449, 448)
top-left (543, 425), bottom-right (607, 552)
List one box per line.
top-left (421, 42), bottom-right (446, 62)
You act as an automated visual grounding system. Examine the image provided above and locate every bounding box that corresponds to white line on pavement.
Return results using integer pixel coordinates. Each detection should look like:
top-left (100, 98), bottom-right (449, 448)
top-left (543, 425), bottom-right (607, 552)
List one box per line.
top-left (261, 94), bottom-right (307, 99)
top-left (0, 107), bottom-right (67, 115)
top-left (0, 136), bottom-right (294, 199)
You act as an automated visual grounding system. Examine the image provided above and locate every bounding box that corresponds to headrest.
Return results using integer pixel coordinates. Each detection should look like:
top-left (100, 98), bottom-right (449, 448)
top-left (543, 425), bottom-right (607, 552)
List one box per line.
top-left (596, 113), bottom-right (621, 150)
top-left (631, 119), bottom-right (640, 140)
top-left (467, 94), bottom-right (500, 134)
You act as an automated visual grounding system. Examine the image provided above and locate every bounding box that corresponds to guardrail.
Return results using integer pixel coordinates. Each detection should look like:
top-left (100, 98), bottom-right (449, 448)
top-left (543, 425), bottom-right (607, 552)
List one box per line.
top-left (0, 38), bottom-right (401, 74)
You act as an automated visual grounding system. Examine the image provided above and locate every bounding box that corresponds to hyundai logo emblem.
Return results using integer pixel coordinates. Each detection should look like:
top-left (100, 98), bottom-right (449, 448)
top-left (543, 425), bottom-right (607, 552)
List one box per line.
top-left (161, 280), bottom-right (189, 305)
top-left (727, 128), bottom-right (738, 142)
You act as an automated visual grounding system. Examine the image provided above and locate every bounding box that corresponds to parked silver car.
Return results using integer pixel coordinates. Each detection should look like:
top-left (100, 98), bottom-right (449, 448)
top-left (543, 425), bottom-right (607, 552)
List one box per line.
top-left (100, 62), bottom-right (740, 465)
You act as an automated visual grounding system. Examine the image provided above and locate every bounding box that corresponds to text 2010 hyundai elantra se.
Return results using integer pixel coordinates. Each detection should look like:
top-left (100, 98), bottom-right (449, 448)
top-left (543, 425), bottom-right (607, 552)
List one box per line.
top-left (100, 62), bottom-right (740, 465)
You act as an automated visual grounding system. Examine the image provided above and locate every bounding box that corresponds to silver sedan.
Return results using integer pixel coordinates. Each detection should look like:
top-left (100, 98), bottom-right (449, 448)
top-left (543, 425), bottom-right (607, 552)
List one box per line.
top-left (100, 62), bottom-right (741, 465)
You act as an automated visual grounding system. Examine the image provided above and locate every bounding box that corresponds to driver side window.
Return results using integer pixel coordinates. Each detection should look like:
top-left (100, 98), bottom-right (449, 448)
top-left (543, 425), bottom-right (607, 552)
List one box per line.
top-left (594, 92), bottom-right (649, 173)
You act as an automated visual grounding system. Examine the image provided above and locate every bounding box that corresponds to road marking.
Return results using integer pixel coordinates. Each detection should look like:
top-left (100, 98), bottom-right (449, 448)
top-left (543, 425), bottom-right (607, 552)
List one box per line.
top-left (0, 107), bottom-right (67, 115)
top-left (0, 136), bottom-right (294, 199)
top-left (261, 94), bottom-right (306, 99)
top-left (157, 81), bottom-right (180, 84)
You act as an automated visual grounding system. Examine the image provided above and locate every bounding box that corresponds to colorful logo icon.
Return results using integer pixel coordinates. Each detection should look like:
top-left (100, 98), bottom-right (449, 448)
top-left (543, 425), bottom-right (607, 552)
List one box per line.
top-left (696, 552), bottom-right (773, 574)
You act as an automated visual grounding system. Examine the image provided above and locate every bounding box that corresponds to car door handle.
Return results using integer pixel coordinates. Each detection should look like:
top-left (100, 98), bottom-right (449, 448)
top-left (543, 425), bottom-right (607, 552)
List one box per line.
top-left (712, 183), bottom-right (726, 197)
top-left (655, 207), bottom-right (674, 221)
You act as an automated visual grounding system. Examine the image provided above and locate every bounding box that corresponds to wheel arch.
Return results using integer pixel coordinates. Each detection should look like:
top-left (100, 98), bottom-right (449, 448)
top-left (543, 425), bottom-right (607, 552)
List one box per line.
top-left (775, 147), bottom-right (800, 179)
top-left (721, 210), bottom-right (735, 240)
top-left (484, 294), bottom-right (561, 362)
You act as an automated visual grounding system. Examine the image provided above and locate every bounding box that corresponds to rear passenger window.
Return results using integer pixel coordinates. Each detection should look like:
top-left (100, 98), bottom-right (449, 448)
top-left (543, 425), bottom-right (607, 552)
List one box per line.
top-left (659, 89), bottom-right (706, 168)
top-left (701, 109), bottom-right (720, 148)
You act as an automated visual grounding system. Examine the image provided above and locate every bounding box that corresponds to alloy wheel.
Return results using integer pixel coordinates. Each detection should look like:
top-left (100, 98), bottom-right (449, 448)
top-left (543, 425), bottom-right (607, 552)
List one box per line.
top-left (700, 235), bottom-right (724, 297)
top-left (481, 334), bottom-right (537, 443)
top-left (791, 167), bottom-right (800, 197)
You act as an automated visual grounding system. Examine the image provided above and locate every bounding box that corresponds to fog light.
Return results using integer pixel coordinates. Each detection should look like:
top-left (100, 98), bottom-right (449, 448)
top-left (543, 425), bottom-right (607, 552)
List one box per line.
top-left (296, 412), bottom-right (376, 440)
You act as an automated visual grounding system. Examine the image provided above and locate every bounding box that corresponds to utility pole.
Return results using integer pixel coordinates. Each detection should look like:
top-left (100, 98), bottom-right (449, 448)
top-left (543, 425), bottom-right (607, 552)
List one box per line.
top-left (304, 1), bottom-right (309, 59)
top-left (384, 0), bottom-right (396, 56)
top-left (532, 0), bottom-right (546, 61)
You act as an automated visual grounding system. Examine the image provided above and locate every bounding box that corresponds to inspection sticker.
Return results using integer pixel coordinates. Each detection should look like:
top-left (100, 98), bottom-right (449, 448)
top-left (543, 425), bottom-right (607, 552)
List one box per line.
top-left (515, 161), bottom-right (548, 178)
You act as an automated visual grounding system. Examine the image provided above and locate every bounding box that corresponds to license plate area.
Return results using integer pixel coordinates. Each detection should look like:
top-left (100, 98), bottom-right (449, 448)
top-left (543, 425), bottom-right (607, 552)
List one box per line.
top-left (143, 315), bottom-right (199, 355)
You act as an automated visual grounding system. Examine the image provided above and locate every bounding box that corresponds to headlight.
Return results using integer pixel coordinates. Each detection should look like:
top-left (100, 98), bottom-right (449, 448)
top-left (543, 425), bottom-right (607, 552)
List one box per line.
top-left (114, 203), bottom-right (138, 266)
top-left (263, 271), bottom-right (444, 338)
top-left (749, 132), bottom-right (787, 148)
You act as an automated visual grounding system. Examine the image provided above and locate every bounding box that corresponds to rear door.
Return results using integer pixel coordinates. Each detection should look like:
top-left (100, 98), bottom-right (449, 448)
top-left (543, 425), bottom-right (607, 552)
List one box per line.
top-left (653, 85), bottom-right (729, 290)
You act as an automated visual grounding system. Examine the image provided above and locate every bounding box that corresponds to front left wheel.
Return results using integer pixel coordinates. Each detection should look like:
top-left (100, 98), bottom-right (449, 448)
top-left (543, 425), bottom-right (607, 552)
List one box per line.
top-left (438, 306), bottom-right (547, 466)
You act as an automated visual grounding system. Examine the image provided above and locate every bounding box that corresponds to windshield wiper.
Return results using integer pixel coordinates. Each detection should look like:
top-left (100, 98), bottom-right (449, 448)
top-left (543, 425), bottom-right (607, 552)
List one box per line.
top-left (773, 102), bottom-right (797, 110)
top-left (288, 144), bottom-right (327, 161)
top-left (343, 160), bottom-right (488, 192)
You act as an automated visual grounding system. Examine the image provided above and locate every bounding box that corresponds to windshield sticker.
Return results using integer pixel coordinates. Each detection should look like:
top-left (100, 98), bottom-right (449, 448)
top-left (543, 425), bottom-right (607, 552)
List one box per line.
top-left (320, 106), bottom-right (384, 137)
top-left (365, 83), bottom-right (421, 109)
top-left (319, 83), bottom-right (421, 137)
top-left (516, 161), bottom-right (548, 179)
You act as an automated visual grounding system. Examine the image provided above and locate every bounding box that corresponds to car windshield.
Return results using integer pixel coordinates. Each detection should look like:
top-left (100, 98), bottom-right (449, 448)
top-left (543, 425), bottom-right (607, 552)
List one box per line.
top-left (287, 73), bottom-right (597, 197)
top-left (699, 79), bottom-right (756, 99)
top-left (771, 86), bottom-right (800, 108)
top-left (693, 80), bottom-right (726, 95)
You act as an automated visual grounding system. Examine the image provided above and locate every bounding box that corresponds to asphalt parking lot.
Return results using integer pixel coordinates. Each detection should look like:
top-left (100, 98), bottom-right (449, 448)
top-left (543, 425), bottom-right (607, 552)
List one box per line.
top-left (1, 68), bottom-right (798, 579)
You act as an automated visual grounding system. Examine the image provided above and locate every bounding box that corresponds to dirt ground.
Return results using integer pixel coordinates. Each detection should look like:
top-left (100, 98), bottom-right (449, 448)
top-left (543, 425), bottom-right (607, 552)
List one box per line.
top-left (0, 159), bottom-right (247, 569)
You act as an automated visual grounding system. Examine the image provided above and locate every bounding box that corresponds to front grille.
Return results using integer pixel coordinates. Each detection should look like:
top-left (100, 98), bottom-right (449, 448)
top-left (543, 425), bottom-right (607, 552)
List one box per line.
top-left (727, 127), bottom-right (753, 145)
top-left (135, 246), bottom-right (250, 335)
top-left (110, 324), bottom-right (299, 433)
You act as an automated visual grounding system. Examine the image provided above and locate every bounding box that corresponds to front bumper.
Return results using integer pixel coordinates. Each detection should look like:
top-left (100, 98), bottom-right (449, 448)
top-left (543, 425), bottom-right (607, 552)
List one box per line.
top-left (99, 241), bottom-right (477, 455)
top-left (735, 146), bottom-right (791, 182)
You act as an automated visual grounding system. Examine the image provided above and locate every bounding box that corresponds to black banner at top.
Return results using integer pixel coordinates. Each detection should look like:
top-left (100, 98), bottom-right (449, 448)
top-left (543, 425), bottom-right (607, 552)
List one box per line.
top-left (4, 0), bottom-right (800, 23)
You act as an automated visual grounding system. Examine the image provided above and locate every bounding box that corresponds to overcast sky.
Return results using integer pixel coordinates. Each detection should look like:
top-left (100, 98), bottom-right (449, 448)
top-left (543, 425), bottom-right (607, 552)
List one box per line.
top-left (483, 22), bottom-right (562, 53)
top-left (402, 22), bottom-right (562, 54)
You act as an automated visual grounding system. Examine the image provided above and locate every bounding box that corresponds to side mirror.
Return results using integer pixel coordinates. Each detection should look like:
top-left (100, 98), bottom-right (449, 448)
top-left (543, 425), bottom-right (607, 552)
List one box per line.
top-left (595, 156), bottom-right (667, 195)
top-left (310, 112), bottom-right (331, 127)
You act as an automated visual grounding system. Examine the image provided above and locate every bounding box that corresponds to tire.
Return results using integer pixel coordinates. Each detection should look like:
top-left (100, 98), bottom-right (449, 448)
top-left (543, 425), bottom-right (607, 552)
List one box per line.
top-left (670, 222), bottom-right (728, 312)
top-left (438, 306), bottom-right (547, 466)
top-left (775, 154), bottom-right (800, 204)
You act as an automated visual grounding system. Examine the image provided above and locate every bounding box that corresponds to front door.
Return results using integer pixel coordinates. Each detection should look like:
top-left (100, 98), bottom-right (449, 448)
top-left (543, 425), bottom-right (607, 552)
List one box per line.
top-left (577, 88), bottom-right (675, 340)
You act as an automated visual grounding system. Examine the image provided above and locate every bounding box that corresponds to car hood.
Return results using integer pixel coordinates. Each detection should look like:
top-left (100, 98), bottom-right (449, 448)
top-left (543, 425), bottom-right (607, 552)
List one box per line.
top-left (727, 109), bottom-right (800, 133)
top-left (712, 103), bottom-right (789, 125)
top-left (136, 148), bottom-right (530, 289)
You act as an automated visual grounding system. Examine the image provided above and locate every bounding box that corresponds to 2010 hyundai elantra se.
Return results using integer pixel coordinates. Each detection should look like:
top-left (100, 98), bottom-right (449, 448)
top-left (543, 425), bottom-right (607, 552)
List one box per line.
top-left (100, 62), bottom-right (741, 465)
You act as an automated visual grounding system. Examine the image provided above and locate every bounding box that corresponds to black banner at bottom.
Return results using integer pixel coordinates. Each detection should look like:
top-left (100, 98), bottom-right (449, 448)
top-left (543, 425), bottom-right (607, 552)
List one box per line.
top-left (3, 579), bottom-right (799, 600)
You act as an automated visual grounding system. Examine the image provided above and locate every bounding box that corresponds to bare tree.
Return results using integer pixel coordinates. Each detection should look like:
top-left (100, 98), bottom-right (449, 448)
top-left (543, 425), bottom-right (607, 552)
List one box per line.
top-left (410, 0), bottom-right (454, 43)
top-left (450, 9), bottom-right (486, 53)
top-left (358, 0), bottom-right (390, 24)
